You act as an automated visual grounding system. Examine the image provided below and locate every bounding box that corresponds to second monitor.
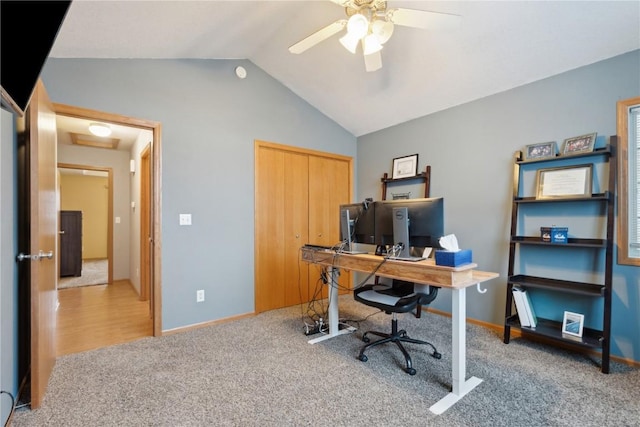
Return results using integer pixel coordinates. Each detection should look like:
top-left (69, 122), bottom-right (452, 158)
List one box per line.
top-left (339, 200), bottom-right (376, 253)
top-left (375, 197), bottom-right (445, 260)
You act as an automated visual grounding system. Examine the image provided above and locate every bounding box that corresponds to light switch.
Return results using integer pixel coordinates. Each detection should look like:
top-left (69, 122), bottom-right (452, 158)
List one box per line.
top-left (179, 214), bottom-right (192, 226)
top-left (115, 217), bottom-right (121, 224)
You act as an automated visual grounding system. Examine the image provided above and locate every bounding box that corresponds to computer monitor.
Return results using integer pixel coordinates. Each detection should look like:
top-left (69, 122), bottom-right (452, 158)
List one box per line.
top-left (339, 200), bottom-right (376, 252)
top-left (374, 197), bottom-right (445, 257)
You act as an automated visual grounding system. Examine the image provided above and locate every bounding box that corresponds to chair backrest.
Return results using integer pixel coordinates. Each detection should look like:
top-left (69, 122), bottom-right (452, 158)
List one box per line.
top-left (354, 280), bottom-right (439, 313)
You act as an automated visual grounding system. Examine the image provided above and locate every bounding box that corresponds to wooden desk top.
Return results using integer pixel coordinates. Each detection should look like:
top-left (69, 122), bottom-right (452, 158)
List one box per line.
top-left (301, 248), bottom-right (499, 289)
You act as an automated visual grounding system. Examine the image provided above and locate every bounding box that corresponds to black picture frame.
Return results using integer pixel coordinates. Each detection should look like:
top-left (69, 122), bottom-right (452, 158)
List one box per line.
top-left (392, 154), bottom-right (418, 179)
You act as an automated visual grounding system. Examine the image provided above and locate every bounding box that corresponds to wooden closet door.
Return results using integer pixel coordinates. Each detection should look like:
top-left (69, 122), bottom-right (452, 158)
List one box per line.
top-left (255, 145), bottom-right (309, 312)
top-left (308, 155), bottom-right (352, 295)
top-left (283, 152), bottom-right (310, 307)
top-left (308, 155), bottom-right (351, 245)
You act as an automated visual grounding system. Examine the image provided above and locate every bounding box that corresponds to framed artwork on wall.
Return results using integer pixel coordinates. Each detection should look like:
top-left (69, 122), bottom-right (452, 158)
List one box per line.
top-left (392, 154), bottom-right (418, 179)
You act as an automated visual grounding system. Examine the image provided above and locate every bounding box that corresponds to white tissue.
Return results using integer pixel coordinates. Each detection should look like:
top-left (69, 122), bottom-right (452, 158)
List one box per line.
top-left (439, 234), bottom-right (460, 252)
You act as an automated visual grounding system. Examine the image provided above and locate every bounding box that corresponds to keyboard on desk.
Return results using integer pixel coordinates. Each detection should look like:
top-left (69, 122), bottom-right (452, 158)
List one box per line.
top-left (387, 256), bottom-right (426, 262)
top-left (303, 244), bottom-right (335, 251)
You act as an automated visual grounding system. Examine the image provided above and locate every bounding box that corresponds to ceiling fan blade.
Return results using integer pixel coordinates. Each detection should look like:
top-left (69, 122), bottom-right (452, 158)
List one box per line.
top-left (364, 51), bottom-right (382, 72)
top-left (386, 8), bottom-right (461, 30)
top-left (289, 20), bottom-right (347, 54)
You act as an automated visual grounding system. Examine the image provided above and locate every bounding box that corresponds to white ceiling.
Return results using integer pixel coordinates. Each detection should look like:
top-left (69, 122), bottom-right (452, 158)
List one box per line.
top-left (50, 0), bottom-right (640, 138)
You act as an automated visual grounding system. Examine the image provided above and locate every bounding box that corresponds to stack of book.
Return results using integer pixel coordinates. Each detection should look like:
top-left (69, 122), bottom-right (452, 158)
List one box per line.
top-left (512, 287), bottom-right (537, 328)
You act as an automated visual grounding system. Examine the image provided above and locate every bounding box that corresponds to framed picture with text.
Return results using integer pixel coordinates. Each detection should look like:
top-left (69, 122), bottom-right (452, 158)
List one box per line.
top-left (392, 154), bottom-right (418, 179)
top-left (535, 164), bottom-right (592, 200)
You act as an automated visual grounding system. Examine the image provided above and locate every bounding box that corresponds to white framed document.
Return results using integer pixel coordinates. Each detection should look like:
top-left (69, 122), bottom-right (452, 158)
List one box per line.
top-left (535, 164), bottom-right (592, 199)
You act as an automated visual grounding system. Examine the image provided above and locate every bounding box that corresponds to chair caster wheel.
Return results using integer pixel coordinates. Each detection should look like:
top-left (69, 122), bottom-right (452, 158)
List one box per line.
top-left (358, 354), bottom-right (368, 362)
top-left (432, 351), bottom-right (442, 359)
top-left (362, 336), bottom-right (370, 343)
top-left (406, 367), bottom-right (417, 375)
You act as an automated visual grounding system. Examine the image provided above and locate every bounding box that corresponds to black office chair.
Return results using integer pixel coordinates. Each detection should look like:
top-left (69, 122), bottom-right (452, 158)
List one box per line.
top-left (354, 279), bottom-right (441, 375)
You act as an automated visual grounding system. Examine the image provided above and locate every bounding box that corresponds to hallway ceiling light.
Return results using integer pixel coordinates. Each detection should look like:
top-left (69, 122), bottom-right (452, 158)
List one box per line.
top-left (88, 123), bottom-right (112, 137)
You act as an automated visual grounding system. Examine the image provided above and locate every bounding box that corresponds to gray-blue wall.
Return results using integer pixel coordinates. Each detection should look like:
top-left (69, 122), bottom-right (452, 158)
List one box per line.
top-left (0, 107), bottom-right (18, 427)
top-left (358, 50), bottom-right (640, 361)
top-left (40, 59), bottom-right (357, 330)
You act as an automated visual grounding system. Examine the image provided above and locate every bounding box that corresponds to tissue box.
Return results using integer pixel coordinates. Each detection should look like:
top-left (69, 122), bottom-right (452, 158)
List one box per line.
top-left (540, 227), bottom-right (568, 243)
top-left (435, 249), bottom-right (473, 267)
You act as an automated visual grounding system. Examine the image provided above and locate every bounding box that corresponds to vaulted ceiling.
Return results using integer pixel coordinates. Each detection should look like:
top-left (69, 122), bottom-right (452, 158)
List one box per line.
top-left (50, 0), bottom-right (640, 137)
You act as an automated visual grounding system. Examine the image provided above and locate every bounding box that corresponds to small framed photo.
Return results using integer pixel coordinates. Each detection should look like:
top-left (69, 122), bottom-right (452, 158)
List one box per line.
top-left (392, 154), bottom-right (418, 179)
top-left (523, 141), bottom-right (557, 161)
top-left (536, 164), bottom-right (592, 200)
top-left (562, 133), bottom-right (597, 156)
top-left (562, 311), bottom-right (584, 338)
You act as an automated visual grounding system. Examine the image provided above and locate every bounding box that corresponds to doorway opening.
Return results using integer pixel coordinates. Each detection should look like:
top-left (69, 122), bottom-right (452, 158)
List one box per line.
top-left (53, 103), bottom-right (162, 339)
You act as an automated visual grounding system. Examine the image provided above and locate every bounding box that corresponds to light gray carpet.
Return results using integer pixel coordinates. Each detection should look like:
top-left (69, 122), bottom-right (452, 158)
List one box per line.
top-left (58, 259), bottom-right (107, 289)
top-left (11, 295), bottom-right (640, 426)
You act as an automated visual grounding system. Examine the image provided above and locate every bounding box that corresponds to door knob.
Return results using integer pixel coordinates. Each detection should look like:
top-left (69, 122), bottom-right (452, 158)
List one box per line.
top-left (59, 230), bottom-right (65, 234)
top-left (17, 252), bottom-right (39, 262)
top-left (16, 250), bottom-right (53, 262)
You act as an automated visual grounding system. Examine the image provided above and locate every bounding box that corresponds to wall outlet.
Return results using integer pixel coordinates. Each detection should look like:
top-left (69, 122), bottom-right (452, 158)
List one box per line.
top-left (196, 289), bottom-right (205, 302)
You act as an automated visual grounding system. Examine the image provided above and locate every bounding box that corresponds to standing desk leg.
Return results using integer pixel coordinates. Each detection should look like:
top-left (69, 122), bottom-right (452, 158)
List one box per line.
top-left (429, 287), bottom-right (483, 414)
top-left (308, 266), bottom-right (355, 344)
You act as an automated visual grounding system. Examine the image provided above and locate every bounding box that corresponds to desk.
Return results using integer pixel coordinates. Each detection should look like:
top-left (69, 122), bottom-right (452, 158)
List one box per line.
top-left (300, 248), bottom-right (499, 415)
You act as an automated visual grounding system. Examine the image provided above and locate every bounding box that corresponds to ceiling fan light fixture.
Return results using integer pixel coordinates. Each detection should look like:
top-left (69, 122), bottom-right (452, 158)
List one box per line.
top-left (362, 33), bottom-right (383, 55)
top-left (339, 32), bottom-right (360, 53)
top-left (371, 19), bottom-right (394, 44)
top-left (88, 123), bottom-right (112, 137)
top-left (346, 13), bottom-right (369, 39)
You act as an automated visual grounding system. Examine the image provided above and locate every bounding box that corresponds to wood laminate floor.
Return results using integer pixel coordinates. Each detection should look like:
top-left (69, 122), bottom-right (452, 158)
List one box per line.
top-left (56, 280), bottom-right (153, 356)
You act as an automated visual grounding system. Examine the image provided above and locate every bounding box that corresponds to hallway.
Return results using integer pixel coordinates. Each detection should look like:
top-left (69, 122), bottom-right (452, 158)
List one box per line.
top-left (56, 280), bottom-right (152, 356)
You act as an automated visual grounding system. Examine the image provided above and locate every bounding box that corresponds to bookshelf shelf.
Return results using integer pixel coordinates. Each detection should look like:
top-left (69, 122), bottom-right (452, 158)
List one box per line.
top-left (505, 317), bottom-right (604, 349)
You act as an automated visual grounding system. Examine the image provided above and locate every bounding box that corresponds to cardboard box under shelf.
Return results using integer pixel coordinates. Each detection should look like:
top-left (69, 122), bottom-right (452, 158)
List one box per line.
top-left (435, 249), bottom-right (472, 267)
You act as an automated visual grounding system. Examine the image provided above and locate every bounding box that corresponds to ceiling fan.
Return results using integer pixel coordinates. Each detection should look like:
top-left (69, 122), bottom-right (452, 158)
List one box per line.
top-left (288, 0), bottom-right (461, 72)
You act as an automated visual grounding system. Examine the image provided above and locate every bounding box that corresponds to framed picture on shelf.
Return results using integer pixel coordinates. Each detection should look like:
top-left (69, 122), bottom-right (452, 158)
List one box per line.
top-left (523, 141), bottom-right (557, 161)
top-left (562, 311), bottom-right (584, 338)
top-left (536, 164), bottom-right (592, 200)
top-left (392, 154), bottom-right (418, 179)
top-left (561, 133), bottom-right (597, 156)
